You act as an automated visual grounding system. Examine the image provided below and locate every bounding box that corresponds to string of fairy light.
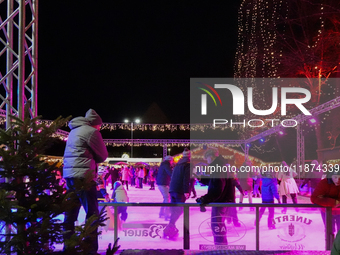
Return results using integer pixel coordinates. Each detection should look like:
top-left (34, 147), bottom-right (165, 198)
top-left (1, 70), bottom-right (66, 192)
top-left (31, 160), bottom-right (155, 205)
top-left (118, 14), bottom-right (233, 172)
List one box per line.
top-left (234, 0), bottom-right (288, 144)
top-left (234, 0), bottom-right (284, 79)
top-left (233, 0), bottom-right (340, 153)
top-left (302, 1), bottom-right (338, 135)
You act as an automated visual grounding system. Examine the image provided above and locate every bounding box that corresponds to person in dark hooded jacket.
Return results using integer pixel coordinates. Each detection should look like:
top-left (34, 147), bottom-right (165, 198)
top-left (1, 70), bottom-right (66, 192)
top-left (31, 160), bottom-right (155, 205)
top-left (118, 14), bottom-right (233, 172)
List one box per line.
top-left (163, 149), bottom-right (191, 239)
top-left (196, 148), bottom-right (234, 245)
top-left (63, 109), bottom-right (108, 255)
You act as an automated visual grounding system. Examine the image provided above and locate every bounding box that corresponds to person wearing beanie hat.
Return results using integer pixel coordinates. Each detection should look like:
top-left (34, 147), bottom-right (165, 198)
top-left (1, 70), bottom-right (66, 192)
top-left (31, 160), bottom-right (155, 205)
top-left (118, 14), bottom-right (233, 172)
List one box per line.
top-left (156, 156), bottom-right (174, 220)
top-left (311, 170), bottom-right (340, 237)
top-left (63, 109), bottom-right (108, 255)
top-left (164, 148), bottom-right (191, 240)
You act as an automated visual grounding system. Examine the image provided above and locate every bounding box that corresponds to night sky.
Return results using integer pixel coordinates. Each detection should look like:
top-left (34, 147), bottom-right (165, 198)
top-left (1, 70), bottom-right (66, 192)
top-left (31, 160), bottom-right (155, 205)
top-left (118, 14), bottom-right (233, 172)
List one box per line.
top-left (38, 1), bottom-right (240, 124)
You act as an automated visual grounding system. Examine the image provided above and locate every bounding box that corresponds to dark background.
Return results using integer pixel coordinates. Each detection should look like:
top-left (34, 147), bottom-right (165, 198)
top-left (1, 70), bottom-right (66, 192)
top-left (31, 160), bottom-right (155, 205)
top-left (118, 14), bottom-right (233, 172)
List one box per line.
top-left (38, 1), bottom-right (240, 124)
top-left (38, 1), bottom-right (313, 162)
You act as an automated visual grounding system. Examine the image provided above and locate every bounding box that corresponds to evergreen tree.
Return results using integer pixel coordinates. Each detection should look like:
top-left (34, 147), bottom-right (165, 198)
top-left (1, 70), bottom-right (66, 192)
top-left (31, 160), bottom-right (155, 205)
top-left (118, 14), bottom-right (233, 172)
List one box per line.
top-left (0, 109), bottom-right (107, 254)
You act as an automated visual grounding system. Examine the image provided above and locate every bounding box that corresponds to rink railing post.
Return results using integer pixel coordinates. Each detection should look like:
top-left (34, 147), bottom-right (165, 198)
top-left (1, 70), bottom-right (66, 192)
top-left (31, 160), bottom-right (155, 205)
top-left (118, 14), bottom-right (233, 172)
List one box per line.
top-left (325, 207), bottom-right (333, 250)
top-left (255, 206), bottom-right (259, 251)
top-left (114, 205), bottom-right (118, 243)
top-left (183, 205), bottom-right (190, 250)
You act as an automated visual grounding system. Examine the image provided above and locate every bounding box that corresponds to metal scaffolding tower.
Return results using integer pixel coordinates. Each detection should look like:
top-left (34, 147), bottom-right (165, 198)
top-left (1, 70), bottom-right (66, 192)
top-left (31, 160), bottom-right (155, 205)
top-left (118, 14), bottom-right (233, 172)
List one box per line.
top-left (0, 0), bottom-right (38, 126)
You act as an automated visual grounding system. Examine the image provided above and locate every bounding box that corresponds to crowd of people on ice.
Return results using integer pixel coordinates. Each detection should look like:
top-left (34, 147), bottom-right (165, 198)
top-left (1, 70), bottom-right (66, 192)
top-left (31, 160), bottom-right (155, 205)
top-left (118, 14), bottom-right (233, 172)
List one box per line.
top-left (60, 109), bottom-right (340, 254)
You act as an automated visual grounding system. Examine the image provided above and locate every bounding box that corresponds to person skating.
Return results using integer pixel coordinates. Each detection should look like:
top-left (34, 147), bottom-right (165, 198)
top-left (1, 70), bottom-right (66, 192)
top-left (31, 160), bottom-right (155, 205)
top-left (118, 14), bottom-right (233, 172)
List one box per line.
top-left (149, 166), bottom-right (157, 190)
top-left (277, 161), bottom-right (299, 214)
top-left (163, 149), bottom-right (190, 240)
top-left (196, 148), bottom-right (234, 245)
top-left (257, 171), bottom-right (281, 230)
top-left (121, 166), bottom-right (131, 190)
top-left (156, 156), bottom-right (173, 220)
top-left (238, 160), bottom-right (254, 211)
top-left (111, 181), bottom-right (129, 230)
top-left (108, 167), bottom-right (120, 190)
top-left (227, 176), bottom-right (243, 227)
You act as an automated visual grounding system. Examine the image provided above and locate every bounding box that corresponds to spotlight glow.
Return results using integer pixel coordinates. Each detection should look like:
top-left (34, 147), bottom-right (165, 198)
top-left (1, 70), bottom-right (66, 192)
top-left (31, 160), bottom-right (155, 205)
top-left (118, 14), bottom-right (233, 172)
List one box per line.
top-left (309, 118), bottom-right (316, 124)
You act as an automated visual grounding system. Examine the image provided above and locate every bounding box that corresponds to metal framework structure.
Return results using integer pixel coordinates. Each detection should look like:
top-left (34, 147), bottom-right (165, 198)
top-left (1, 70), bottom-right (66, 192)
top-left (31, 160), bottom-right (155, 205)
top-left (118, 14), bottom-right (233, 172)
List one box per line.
top-left (0, 1), bottom-right (38, 243)
top-left (0, 0), bottom-right (38, 127)
top-left (1, 1), bottom-right (339, 164)
top-left (245, 96), bottom-right (340, 166)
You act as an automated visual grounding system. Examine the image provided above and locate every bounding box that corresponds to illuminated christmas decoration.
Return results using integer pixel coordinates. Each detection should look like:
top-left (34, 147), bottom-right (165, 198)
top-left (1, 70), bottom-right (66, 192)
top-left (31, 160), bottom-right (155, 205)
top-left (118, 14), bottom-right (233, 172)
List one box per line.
top-left (234, 0), bottom-right (340, 157)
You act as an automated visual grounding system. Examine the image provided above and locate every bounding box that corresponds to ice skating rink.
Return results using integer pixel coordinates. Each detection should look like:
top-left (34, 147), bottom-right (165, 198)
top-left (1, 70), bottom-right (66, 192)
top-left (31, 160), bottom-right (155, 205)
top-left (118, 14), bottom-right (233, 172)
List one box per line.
top-left (52, 182), bottom-right (331, 254)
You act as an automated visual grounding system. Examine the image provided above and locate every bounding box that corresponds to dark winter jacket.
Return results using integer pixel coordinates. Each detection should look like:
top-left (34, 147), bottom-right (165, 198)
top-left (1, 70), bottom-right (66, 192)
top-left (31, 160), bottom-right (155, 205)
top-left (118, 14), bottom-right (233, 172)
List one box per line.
top-left (109, 168), bottom-right (120, 182)
top-left (261, 177), bottom-right (280, 203)
top-left (156, 160), bottom-right (172, 186)
top-left (233, 179), bottom-right (244, 197)
top-left (169, 157), bottom-right (191, 194)
top-left (199, 155), bottom-right (235, 203)
top-left (63, 110), bottom-right (108, 180)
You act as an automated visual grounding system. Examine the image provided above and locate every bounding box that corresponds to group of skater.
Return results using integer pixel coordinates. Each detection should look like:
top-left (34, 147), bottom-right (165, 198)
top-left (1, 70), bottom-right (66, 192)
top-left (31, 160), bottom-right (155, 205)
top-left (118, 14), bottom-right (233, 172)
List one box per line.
top-left (159, 147), bottom-right (301, 244)
top-left (157, 147), bottom-right (337, 248)
top-left (60, 108), bottom-right (340, 254)
top-left (100, 164), bottom-right (156, 191)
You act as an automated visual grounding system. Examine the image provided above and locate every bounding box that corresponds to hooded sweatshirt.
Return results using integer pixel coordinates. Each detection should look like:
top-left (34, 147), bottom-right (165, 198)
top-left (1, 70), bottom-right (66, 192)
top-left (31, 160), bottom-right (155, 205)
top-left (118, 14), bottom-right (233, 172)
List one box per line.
top-left (63, 109), bottom-right (108, 179)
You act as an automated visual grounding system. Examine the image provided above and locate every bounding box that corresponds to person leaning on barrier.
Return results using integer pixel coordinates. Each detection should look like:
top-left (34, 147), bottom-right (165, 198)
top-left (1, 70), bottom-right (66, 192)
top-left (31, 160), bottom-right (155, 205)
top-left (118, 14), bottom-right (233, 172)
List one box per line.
top-left (196, 148), bottom-right (234, 245)
top-left (63, 109), bottom-right (108, 255)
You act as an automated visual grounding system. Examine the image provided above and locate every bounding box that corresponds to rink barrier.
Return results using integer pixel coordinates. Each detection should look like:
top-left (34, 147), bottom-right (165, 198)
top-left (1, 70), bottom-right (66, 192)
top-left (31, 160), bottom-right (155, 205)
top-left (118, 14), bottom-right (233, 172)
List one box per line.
top-left (99, 202), bottom-right (331, 251)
